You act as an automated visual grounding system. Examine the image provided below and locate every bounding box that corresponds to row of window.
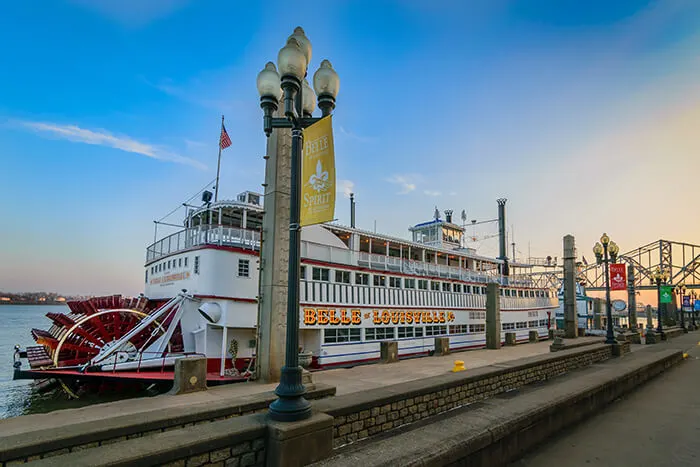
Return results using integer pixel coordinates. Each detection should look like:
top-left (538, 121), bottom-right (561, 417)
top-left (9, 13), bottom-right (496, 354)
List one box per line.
top-left (322, 321), bottom-right (548, 344)
top-left (151, 256), bottom-right (190, 274)
top-left (303, 266), bottom-right (552, 297)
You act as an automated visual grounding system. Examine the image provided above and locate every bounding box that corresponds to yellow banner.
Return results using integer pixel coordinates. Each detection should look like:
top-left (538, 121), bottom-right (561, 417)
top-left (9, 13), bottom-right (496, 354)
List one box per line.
top-left (300, 115), bottom-right (335, 226)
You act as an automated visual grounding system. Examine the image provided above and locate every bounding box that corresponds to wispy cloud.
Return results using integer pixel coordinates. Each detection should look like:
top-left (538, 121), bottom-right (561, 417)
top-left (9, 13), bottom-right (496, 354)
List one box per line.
top-left (338, 126), bottom-right (375, 143)
top-left (18, 120), bottom-right (206, 169)
top-left (424, 190), bottom-right (441, 197)
top-left (337, 179), bottom-right (355, 198)
top-left (68, 0), bottom-right (192, 27)
top-left (386, 174), bottom-right (417, 195)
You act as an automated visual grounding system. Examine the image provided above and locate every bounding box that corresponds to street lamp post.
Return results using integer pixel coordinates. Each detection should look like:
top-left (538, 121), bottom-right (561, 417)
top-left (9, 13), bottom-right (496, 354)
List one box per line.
top-left (675, 283), bottom-right (687, 332)
top-left (651, 267), bottom-right (669, 337)
top-left (593, 233), bottom-right (619, 345)
top-left (256, 27), bottom-right (340, 422)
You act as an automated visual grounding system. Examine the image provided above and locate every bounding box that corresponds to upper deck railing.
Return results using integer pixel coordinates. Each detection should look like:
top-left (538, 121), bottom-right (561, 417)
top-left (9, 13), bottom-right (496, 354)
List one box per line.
top-left (147, 227), bottom-right (543, 289)
top-left (146, 226), bottom-right (260, 263)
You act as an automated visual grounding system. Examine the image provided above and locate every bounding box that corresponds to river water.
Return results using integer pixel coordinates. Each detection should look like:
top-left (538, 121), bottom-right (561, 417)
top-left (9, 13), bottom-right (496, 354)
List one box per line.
top-left (0, 305), bottom-right (145, 419)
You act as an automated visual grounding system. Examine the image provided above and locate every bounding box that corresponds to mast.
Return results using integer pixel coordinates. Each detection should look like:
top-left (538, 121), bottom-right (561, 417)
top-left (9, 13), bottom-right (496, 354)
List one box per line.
top-left (214, 115), bottom-right (224, 202)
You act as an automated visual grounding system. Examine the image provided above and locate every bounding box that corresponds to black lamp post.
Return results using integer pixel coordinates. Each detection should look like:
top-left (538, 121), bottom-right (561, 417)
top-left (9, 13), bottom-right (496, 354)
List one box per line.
top-left (651, 267), bottom-right (669, 337)
top-left (593, 233), bottom-right (619, 345)
top-left (256, 27), bottom-right (339, 422)
top-left (675, 283), bottom-right (687, 332)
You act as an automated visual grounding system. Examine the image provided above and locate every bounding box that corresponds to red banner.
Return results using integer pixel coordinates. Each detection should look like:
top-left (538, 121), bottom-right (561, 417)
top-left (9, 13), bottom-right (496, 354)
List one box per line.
top-left (609, 263), bottom-right (627, 291)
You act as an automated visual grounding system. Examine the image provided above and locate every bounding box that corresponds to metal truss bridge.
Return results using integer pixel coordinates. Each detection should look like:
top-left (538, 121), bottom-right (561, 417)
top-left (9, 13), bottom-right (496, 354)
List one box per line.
top-left (521, 239), bottom-right (700, 293)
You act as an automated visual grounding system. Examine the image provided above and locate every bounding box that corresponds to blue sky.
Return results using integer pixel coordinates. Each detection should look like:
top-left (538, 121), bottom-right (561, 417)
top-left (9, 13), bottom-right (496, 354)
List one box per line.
top-left (1, 0), bottom-right (699, 295)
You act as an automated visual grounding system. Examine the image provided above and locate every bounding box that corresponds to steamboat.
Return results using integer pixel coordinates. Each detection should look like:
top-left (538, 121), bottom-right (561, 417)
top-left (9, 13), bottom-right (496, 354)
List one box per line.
top-left (13, 189), bottom-right (558, 392)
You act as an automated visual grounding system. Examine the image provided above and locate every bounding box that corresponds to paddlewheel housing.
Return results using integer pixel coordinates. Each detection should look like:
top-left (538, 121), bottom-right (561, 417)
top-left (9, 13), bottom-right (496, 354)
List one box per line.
top-left (28, 295), bottom-right (183, 369)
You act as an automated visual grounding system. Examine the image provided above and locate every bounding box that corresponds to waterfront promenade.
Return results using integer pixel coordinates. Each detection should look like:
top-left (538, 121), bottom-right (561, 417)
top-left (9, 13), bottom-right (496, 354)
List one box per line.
top-left (513, 331), bottom-right (700, 467)
top-left (0, 337), bottom-right (566, 437)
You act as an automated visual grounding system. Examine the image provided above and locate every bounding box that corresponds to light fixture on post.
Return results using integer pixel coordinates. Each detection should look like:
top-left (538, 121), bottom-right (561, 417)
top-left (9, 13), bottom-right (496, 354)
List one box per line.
top-left (593, 233), bottom-right (617, 345)
top-left (675, 283), bottom-right (688, 332)
top-left (651, 267), bottom-right (668, 337)
top-left (256, 27), bottom-right (339, 422)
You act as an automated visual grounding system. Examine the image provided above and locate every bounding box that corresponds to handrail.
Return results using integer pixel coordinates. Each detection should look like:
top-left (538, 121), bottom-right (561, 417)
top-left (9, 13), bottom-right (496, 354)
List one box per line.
top-left (146, 226), bottom-right (261, 262)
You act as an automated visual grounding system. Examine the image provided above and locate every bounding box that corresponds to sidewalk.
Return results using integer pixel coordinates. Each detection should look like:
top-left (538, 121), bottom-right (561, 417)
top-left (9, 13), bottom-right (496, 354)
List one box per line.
top-left (512, 331), bottom-right (700, 467)
top-left (1, 336), bottom-right (577, 436)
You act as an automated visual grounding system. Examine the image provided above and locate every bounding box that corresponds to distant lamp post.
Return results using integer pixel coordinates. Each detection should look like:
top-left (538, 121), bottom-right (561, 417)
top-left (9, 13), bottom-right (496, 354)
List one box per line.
top-left (256, 27), bottom-right (340, 422)
top-left (651, 267), bottom-right (669, 337)
top-left (675, 283), bottom-right (688, 332)
top-left (593, 233), bottom-right (619, 345)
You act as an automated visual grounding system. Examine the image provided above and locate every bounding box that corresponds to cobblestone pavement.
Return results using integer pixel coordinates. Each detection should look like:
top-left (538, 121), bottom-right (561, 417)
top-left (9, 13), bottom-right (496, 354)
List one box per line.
top-left (512, 332), bottom-right (700, 467)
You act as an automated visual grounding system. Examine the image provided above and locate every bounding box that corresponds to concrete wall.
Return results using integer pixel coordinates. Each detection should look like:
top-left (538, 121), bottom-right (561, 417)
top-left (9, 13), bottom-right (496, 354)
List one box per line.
top-left (314, 345), bottom-right (612, 448)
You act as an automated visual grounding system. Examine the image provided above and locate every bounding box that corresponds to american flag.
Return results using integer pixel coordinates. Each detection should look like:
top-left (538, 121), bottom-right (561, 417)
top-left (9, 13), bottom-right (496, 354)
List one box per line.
top-left (219, 123), bottom-right (232, 150)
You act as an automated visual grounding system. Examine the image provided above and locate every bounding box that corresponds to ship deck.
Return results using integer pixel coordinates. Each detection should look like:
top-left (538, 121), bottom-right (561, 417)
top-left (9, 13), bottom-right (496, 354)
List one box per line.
top-left (13, 368), bottom-right (243, 384)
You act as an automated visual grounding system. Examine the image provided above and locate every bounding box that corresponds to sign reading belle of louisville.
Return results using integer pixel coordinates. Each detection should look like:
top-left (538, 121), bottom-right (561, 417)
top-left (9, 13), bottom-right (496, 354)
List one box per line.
top-left (300, 115), bottom-right (335, 227)
top-left (609, 263), bottom-right (627, 291)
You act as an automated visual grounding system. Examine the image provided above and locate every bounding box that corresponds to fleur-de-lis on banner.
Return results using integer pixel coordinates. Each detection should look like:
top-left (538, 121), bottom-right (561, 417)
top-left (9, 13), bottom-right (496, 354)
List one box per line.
top-left (309, 160), bottom-right (329, 192)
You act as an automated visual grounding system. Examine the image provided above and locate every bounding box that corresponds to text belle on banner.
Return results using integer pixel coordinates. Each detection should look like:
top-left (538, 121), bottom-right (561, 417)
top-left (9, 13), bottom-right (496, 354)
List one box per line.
top-left (609, 263), bottom-right (627, 291)
top-left (300, 116), bottom-right (336, 227)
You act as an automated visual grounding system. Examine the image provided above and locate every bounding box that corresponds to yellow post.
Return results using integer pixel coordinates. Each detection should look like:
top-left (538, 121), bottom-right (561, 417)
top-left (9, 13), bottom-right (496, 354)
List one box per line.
top-left (452, 360), bottom-right (465, 372)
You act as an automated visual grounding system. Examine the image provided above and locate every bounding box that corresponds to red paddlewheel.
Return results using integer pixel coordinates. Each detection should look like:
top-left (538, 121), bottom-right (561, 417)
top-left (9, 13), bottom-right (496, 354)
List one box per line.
top-left (33, 295), bottom-right (182, 368)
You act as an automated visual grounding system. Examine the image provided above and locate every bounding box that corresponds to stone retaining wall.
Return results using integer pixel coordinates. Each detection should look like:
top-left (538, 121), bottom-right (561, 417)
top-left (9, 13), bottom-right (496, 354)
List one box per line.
top-left (314, 344), bottom-right (612, 448)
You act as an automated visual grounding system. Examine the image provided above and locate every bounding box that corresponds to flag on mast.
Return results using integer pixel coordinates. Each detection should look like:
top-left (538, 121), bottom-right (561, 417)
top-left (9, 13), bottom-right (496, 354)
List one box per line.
top-left (219, 123), bottom-right (232, 150)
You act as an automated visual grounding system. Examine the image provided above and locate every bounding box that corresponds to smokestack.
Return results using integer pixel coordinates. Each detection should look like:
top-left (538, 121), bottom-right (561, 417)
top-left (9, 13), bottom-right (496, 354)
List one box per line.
top-left (497, 198), bottom-right (509, 276)
top-left (350, 193), bottom-right (356, 228)
top-left (445, 210), bottom-right (453, 223)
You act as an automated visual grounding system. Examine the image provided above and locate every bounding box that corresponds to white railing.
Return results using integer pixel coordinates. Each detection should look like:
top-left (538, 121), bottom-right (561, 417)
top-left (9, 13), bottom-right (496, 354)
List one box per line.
top-left (146, 226), bottom-right (260, 262)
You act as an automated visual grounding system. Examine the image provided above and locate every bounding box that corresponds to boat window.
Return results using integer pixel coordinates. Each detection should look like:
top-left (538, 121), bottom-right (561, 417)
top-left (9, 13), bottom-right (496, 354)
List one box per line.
top-left (469, 324), bottom-right (485, 333)
top-left (238, 259), bottom-right (250, 277)
top-left (425, 325), bottom-right (447, 336)
top-left (415, 327), bottom-right (424, 337)
top-left (355, 273), bottom-right (369, 285)
top-left (404, 278), bottom-right (416, 289)
top-left (516, 322), bottom-right (527, 329)
top-left (528, 321), bottom-right (538, 328)
top-left (464, 285), bottom-right (471, 294)
top-left (334, 270), bottom-right (351, 284)
top-left (430, 281), bottom-right (440, 291)
top-left (539, 319), bottom-right (547, 326)
top-left (179, 258), bottom-right (182, 268)
top-left (442, 282), bottom-right (451, 292)
top-left (324, 328), bottom-right (361, 343)
top-left (449, 324), bottom-right (468, 334)
top-left (300, 266), bottom-right (306, 280)
top-left (389, 277), bottom-right (401, 288)
top-left (417, 280), bottom-right (428, 290)
top-left (397, 326), bottom-right (414, 338)
top-left (145, 270), bottom-right (148, 284)
top-left (469, 311), bottom-right (485, 319)
top-left (194, 256), bottom-right (200, 274)
top-left (502, 322), bottom-right (515, 330)
top-left (454, 284), bottom-right (462, 293)
top-left (365, 327), bottom-right (394, 340)
top-left (373, 275), bottom-right (386, 287)
top-left (184, 257), bottom-right (188, 267)
top-left (312, 267), bottom-right (330, 281)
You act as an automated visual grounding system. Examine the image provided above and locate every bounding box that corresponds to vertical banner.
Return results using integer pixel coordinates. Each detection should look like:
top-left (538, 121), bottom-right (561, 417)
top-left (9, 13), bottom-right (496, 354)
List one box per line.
top-left (694, 300), bottom-right (700, 312)
top-left (300, 115), bottom-right (335, 227)
top-left (609, 263), bottom-right (627, 291)
top-left (682, 295), bottom-right (691, 310)
top-left (660, 285), bottom-right (673, 303)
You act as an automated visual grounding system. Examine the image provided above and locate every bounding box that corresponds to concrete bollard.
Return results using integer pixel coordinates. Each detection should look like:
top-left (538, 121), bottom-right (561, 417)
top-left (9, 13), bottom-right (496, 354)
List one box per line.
top-left (380, 341), bottom-right (398, 363)
top-left (434, 337), bottom-right (450, 356)
top-left (529, 330), bottom-right (539, 343)
top-left (505, 332), bottom-right (517, 346)
top-left (578, 327), bottom-right (586, 337)
top-left (170, 356), bottom-right (207, 395)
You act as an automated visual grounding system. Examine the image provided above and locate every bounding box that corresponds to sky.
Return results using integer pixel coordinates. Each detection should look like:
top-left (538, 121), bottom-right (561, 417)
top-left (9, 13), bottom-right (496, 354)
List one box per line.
top-left (1, 0), bottom-right (699, 295)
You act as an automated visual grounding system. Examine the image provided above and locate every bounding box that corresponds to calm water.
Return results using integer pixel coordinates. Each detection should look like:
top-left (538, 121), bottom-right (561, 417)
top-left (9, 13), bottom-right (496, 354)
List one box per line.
top-left (0, 305), bottom-right (147, 419)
